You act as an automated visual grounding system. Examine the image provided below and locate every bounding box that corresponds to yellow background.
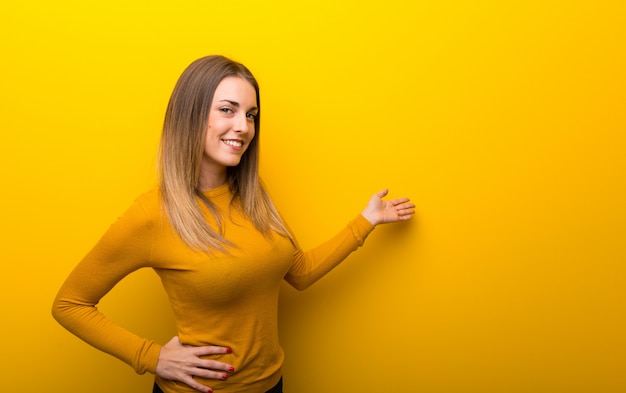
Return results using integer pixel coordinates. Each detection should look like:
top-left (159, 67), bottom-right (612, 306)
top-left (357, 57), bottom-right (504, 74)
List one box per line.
top-left (1, 1), bottom-right (625, 392)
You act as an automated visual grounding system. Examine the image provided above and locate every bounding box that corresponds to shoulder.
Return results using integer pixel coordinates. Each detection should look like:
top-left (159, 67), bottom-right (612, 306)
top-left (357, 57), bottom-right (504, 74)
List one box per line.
top-left (113, 187), bottom-right (164, 233)
top-left (134, 187), bottom-right (163, 216)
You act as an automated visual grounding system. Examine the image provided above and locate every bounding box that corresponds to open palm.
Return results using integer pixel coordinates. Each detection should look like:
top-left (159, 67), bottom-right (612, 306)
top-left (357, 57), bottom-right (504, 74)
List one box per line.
top-left (361, 189), bottom-right (415, 226)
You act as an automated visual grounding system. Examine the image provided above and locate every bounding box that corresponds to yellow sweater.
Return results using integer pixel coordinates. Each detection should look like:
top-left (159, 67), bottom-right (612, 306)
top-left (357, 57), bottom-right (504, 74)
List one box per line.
top-left (52, 184), bottom-right (374, 393)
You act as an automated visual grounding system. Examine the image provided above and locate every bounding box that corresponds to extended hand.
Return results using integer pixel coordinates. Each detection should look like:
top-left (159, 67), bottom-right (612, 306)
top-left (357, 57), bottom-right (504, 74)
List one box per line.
top-left (155, 336), bottom-right (235, 393)
top-left (361, 189), bottom-right (415, 226)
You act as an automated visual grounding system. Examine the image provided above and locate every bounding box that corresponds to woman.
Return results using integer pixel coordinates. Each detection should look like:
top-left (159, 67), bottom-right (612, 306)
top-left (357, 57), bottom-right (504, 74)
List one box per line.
top-left (52, 55), bottom-right (415, 393)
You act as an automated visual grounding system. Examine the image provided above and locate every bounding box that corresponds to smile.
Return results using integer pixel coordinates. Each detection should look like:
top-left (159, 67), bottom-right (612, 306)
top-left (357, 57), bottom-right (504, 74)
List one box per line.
top-left (222, 139), bottom-right (243, 148)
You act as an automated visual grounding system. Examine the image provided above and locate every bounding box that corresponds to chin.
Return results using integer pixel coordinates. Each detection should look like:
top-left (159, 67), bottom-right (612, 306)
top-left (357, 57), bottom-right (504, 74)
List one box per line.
top-left (224, 159), bottom-right (243, 167)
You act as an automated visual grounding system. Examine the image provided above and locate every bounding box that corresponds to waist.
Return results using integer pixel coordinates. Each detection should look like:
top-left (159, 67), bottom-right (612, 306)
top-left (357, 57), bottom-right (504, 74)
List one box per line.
top-left (154, 367), bottom-right (283, 393)
top-left (154, 377), bottom-right (282, 393)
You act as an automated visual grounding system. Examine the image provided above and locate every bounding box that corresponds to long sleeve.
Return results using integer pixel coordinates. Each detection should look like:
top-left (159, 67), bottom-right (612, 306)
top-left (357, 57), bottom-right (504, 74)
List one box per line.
top-left (51, 198), bottom-right (162, 375)
top-left (284, 214), bottom-right (375, 291)
top-left (53, 185), bottom-right (373, 392)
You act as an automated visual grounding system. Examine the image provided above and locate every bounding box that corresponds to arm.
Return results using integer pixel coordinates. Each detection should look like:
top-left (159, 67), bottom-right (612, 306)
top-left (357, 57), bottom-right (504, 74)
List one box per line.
top-left (51, 198), bottom-right (234, 393)
top-left (51, 199), bottom-right (162, 374)
top-left (284, 189), bottom-right (414, 290)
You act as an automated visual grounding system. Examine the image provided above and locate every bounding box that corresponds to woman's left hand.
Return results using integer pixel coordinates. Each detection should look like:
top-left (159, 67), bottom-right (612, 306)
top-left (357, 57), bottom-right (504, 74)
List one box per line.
top-left (361, 189), bottom-right (415, 226)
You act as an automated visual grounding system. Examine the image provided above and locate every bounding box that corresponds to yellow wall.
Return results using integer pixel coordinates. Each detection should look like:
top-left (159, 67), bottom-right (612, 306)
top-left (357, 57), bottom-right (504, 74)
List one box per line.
top-left (1, 1), bottom-right (624, 392)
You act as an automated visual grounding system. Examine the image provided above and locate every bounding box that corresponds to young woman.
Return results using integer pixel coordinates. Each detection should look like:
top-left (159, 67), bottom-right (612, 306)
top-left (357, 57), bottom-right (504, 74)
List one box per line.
top-left (52, 55), bottom-right (415, 393)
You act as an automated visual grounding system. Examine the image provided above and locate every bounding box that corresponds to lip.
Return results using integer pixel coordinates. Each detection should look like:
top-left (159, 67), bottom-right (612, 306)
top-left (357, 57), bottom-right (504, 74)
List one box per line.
top-left (221, 138), bottom-right (244, 150)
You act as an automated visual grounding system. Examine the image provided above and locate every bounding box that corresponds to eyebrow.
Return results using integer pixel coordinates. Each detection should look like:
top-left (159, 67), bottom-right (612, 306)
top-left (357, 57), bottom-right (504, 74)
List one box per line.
top-left (218, 99), bottom-right (258, 112)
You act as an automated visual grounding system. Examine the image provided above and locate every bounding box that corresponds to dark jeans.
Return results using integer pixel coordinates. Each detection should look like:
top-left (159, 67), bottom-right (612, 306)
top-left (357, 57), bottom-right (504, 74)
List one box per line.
top-left (153, 377), bottom-right (283, 393)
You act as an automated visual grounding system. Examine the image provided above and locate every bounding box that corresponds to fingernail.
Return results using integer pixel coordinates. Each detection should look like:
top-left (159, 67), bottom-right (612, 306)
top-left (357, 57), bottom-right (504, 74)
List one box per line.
top-left (229, 366), bottom-right (235, 372)
top-left (222, 373), bottom-right (229, 379)
top-left (226, 348), bottom-right (232, 353)
top-left (207, 390), bottom-right (213, 393)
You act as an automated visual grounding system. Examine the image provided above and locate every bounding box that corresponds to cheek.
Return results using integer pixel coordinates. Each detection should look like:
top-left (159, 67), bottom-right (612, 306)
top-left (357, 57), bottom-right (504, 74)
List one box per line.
top-left (205, 124), bottom-right (222, 141)
top-left (246, 132), bottom-right (256, 150)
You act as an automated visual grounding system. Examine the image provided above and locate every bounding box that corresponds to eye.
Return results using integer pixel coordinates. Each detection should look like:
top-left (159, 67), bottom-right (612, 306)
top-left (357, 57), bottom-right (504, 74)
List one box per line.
top-left (246, 112), bottom-right (257, 121)
top-left (219, 107), bottom-right (234, 114)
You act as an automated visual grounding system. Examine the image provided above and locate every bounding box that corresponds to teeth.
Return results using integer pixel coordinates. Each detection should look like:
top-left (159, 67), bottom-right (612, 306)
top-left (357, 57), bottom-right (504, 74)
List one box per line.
top-left (223, 139), bottom-right (243, 147)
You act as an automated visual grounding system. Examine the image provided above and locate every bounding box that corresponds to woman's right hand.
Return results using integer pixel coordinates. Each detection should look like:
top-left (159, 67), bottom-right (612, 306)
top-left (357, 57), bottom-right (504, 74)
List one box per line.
top-left (156, 336), bottom-right (235, 393)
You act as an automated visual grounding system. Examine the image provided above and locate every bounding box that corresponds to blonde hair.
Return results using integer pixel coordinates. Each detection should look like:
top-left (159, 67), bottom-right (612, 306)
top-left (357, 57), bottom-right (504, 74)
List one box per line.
top-left (159, 55), bottom-right (295, 253)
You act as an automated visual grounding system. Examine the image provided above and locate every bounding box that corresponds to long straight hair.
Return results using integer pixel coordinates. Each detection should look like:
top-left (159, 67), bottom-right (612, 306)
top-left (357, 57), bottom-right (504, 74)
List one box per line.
top-left (159, 55), bottom-right (295, 253)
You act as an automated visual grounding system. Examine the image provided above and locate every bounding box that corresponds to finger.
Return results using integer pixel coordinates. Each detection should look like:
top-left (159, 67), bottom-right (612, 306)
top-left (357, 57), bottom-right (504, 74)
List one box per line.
top-left (391, 198), bottom-right (411, 205)
top-left (192, 345), bottom-right (232, 357)
top-left (192, 366), bottom-right (232, 381)
top-left (398, 209), bottom-right (415, 218)
top-left (375, 189), bottom-right (389, 198)
top-left (399, 209), bottom-right (415, 217)
top-left (197, 358), bottom-right (236, 373)
top-left (397, 205), bottom-right (415, 213)
top-left (181, 375), bottom-right (214, 393)
top-left (393, 202), bottom-right (415, 210)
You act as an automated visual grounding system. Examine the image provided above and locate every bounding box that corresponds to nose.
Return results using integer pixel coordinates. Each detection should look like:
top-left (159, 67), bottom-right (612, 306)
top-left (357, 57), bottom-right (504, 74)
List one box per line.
top-left (234, 113), bottom-right (251, 134)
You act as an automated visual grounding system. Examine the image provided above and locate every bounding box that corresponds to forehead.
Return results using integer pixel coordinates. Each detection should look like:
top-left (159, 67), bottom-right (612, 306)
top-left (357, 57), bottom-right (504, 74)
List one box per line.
top-left (213, 76), bottom-right (257, 105)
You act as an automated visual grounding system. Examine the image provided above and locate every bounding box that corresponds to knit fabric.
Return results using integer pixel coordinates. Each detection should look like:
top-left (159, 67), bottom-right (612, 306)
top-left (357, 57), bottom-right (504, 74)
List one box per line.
top-left (52, 184), bottom-right (374, 392)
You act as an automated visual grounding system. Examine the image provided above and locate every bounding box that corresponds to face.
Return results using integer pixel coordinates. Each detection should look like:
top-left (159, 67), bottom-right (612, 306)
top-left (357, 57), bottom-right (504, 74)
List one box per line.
top-left (202, 76), bottom-right (258, 178)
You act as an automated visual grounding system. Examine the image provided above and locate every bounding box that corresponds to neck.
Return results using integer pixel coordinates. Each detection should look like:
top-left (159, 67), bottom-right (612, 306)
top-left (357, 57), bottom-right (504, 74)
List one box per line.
top-left (199, 170), bottom-right (227, 191)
